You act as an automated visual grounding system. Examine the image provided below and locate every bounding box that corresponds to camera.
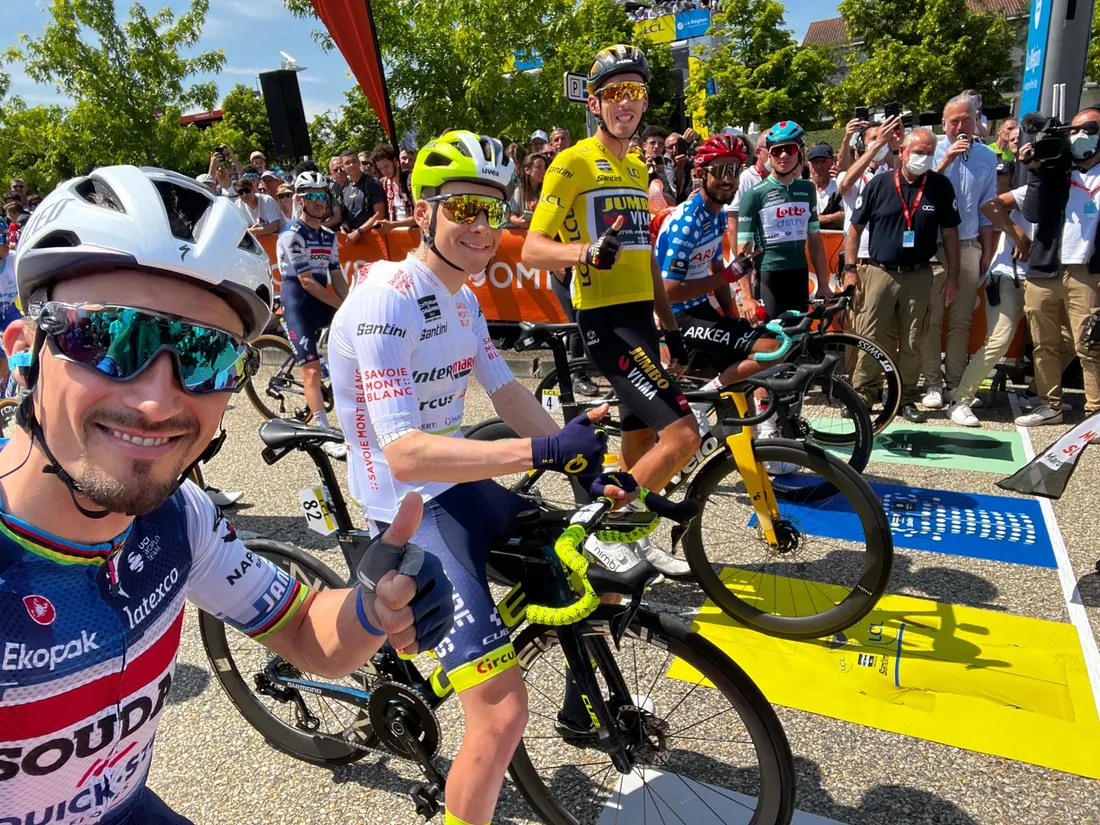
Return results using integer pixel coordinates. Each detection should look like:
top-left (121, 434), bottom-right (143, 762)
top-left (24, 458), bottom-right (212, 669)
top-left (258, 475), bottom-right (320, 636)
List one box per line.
top-left (1019, 112), bottom-right (1098, 167)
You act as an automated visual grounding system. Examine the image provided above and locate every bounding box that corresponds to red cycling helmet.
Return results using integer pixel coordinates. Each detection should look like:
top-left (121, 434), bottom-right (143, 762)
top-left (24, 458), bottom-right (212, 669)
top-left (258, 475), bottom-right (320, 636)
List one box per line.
top-left (694, 134), bottom-right (749, 170)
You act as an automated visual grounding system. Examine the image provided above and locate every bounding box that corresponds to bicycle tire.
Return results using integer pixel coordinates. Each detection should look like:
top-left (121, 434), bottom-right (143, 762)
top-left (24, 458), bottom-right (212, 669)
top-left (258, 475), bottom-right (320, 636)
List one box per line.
top-left (199, 539), bottom-right (369, 766)
top-left (683, 439), bottom-right (893, 639)
top-left (508, 604), bottom-right (796, 825)
top-left (767, 373), bottom-right (873, 502)
top-left (244, 335), bottom-right (334, 421)
top-left (789, 331), bottom-right (901, 436)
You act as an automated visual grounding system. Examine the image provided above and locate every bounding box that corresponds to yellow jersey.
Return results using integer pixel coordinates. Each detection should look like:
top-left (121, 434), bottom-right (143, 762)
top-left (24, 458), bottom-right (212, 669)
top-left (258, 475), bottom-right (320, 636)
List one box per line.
top-left (529, 136), bottom-right (653, 310)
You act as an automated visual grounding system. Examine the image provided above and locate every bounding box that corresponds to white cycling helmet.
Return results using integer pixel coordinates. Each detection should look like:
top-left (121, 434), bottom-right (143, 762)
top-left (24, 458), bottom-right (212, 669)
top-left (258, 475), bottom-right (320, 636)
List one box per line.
top-left (15, 165), bottom-right (272, 339)
top-left (294, 171), bottom-right (328, 193)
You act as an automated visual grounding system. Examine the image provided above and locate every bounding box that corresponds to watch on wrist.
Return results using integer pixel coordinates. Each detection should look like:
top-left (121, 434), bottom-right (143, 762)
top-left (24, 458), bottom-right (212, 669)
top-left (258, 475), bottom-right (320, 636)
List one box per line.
top-left (843, 264), bottom-right (858, 272)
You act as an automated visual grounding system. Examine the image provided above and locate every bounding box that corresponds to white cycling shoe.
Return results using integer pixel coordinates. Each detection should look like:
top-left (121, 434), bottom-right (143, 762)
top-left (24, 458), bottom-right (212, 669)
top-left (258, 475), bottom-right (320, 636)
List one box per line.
top-left (584, 532), bottom-right (692, 578)
top-left (753, 417), bottom-right (799, 476)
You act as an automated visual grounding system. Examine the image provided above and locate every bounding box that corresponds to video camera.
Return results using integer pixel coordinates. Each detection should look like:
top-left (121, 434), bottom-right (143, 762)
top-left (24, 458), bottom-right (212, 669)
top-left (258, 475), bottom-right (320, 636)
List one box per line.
top-left (1019, 112), bottom-right (1098, 167)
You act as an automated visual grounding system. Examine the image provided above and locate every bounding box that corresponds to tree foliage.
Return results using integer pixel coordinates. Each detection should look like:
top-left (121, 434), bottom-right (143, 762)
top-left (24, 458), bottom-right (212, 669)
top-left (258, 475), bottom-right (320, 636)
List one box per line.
top-left (283, 0), bottom-right (676, 144)
top-left (1089, 0), bottom-right (1100, 93)
top-left (308, 86), bottom-right (389, 164)
top-left (4, 0), bottom-right (224, 174)
top-left (688, 0), bottom-right (834, 132)
top-left (824, 0), bottom-right (1016, 119)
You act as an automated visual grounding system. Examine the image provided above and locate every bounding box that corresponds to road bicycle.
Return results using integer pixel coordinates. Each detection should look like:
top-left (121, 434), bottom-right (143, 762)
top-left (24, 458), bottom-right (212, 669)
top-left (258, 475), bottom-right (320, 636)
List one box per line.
top-left (527, 293), bottom-right (901, 453)
top-left (520, 296), bottom-right (877, 496)
top-left (244, 323), bottom-right (335, 421)
top-left (467, 321), bottom-right (893, 640)
top-left (199, 417), bottom-right (797, 825)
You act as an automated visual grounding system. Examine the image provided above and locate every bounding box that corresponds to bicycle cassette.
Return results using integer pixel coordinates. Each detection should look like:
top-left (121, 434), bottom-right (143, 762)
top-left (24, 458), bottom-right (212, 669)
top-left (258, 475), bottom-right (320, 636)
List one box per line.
top-left (367, 681), bottom-right (441, 760)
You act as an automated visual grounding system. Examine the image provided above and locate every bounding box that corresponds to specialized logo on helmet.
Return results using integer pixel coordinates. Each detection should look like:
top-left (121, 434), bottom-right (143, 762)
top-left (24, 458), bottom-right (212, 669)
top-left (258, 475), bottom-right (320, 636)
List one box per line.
top-left (23, 595), bottom-right (56, 626)
top-left (179, 244), bottom-right (190, 261)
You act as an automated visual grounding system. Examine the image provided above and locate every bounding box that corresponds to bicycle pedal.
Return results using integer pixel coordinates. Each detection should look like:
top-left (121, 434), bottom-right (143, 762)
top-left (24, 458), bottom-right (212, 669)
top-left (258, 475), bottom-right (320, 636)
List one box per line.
top-left (409, 783), bottom-right (442, 819)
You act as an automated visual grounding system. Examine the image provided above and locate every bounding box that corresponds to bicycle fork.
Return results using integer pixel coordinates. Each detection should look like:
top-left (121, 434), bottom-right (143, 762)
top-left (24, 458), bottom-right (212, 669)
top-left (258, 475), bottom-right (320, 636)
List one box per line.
top-left (723, 391), bottom-right (783, 547)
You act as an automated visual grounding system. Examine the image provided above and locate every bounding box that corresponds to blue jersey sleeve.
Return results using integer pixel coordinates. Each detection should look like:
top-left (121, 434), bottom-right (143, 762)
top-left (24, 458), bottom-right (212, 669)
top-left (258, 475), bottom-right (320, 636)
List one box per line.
top-left (656, 199), bottom-right (708, 283)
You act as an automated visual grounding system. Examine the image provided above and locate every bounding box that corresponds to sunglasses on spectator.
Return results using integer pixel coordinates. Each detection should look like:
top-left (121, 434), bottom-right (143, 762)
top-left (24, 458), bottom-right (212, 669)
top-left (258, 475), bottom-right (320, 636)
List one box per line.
top-left (705, 163), bottom-right (742, 180)
top-left (237, 187), bottom-right (253, 196)
top-left (299, 191), bottom-right (327, 203)
top-left (277, 193), bottom-right (293, 200)
top-left (768, 144), bottom-right (801, 157)
top-left (427, 194), bottom-right (510, 229)
top-left (597, 81), bottom-right (648, 103)
top-left (35, 302), bottom-right (258, 395)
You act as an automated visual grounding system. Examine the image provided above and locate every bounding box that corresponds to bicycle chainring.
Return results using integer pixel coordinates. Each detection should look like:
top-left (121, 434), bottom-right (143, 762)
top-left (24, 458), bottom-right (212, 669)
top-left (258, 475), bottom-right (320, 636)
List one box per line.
top-left (367, 681), bottom-right (441, 761)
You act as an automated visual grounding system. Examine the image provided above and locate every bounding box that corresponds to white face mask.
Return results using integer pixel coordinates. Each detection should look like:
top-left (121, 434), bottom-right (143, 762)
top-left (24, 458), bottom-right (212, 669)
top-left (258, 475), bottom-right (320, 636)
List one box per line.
top-left (1071, 132), bottom-right (1099, 160)
top-left (764, 158), bottom-right (773, 173)
top-left (872, 145), bottom-right (889, 164)
top-left (905, 153), bottom-right (934, 176)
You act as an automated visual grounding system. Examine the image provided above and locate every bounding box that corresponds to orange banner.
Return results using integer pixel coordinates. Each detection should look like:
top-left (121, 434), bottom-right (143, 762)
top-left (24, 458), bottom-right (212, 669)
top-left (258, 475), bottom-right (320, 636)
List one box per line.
top-left (258, 228), bottom-right (1020, 356)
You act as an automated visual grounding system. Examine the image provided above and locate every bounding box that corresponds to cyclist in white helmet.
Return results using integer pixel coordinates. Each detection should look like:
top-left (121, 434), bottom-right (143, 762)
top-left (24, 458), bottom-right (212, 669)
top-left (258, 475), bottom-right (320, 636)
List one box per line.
top-left (0, 166), bottom-right (454, 825)
top-left (276, 171), bottom-right (349, 456)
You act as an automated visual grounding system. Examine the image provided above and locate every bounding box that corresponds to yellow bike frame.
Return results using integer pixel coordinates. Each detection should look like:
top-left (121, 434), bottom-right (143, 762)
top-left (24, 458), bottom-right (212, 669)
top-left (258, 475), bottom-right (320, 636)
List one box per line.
top-left (721, 390), bottom-right (782, 547)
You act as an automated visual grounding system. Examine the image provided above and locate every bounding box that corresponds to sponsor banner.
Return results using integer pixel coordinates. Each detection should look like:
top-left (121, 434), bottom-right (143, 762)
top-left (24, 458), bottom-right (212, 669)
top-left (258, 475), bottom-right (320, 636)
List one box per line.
top-left (675, 8), bottom-right (711, 39)
top-left (256, 228), bottom-right (1020, 355)
top-left (635, 14), bottom-right (676, 43)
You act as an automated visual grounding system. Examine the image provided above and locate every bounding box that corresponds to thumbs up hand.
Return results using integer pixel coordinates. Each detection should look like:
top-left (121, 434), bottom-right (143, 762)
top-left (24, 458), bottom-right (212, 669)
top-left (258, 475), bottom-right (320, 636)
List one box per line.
top-left (584, 215), bottom-right (625, 270)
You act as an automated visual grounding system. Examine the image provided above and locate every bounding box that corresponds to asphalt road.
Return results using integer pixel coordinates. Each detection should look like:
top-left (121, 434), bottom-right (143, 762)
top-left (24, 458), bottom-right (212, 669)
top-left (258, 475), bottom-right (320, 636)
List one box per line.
top-left (150, 373), bottom-right (1100, 825)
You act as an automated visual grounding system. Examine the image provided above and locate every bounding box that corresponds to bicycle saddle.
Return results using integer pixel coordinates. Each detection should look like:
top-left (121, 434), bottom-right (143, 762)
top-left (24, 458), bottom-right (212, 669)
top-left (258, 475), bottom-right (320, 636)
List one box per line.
top-left (258, 418), bottom-right (345, 450)
top-left (515, 321), bottom-right (579, 352)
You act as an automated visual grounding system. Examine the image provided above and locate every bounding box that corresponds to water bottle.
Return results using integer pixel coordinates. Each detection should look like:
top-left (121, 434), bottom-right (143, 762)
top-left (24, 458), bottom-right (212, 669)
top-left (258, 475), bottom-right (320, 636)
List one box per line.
top-left (319, 353), bottom-right (330, 380)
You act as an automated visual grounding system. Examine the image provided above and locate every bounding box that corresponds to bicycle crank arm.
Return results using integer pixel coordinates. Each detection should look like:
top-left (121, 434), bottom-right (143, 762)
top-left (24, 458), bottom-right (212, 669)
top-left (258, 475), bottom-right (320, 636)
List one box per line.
top-left (386, 706), bottom-right (447, 803)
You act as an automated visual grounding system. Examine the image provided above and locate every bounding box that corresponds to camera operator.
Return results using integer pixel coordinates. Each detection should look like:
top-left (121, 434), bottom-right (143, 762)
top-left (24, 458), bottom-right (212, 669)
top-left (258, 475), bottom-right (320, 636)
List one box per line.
top-left (1016, 107), bottom-right (1100, 425)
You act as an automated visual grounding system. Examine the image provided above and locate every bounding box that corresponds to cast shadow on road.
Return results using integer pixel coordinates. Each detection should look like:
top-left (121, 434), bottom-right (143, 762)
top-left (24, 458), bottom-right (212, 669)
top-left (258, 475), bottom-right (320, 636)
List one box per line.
top-left (794, 755), bottom-right (980, 824)
top-left (167, 662), bottom-right (211, 706)
top-left (1076, 569), bottom-right (1100, 608)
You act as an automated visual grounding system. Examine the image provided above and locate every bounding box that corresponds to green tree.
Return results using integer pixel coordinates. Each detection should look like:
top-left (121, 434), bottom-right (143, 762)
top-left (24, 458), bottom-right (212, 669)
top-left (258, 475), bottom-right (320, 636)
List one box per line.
top-left (1088, 0), bottom-right (1100, 90)
top-left (218, 83), bottom-right (275, 160)
top-left (824, 0), bottom-right (1015, 119)
top-left (4, 0), bottom-right (224, 173)
top-left (282, 0), bottom-right (676, 142)
top-left (689, 0), bottom-right (834, 132)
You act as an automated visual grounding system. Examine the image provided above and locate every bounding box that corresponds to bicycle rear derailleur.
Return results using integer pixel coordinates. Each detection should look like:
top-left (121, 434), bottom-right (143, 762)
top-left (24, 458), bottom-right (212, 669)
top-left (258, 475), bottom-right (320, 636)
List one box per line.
top-left (368, 681), bottom-right (446, 819)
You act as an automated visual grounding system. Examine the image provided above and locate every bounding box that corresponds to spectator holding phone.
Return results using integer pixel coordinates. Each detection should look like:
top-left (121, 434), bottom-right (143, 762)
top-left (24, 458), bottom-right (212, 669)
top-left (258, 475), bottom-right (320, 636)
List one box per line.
top-left (208, 145), bottom-right (242, 196)
top-left (642, 125), bottom-right (676, 196)
top-left (921, 93), bottom-right (998, 410)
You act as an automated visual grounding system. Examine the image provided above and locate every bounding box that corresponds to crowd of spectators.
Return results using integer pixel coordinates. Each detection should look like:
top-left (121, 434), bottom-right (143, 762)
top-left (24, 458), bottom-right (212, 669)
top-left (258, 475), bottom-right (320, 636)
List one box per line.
top-left (194, 141), bottom-right (417, 242)
top-left (629, 0), bottom-right (716, 20)
top-left (0, 180), bottom-right (41, 249)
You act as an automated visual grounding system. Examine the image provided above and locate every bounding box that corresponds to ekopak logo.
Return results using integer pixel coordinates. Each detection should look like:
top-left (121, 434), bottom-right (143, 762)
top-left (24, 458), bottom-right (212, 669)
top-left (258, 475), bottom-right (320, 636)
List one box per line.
top-left (23, 595), bottom-right (56, 626)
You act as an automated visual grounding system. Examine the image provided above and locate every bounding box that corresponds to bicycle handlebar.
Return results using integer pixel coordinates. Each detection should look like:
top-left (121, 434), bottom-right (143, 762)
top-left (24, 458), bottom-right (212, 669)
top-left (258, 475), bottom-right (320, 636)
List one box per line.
top-left (525, 488), bottom-right (698, 627)
top-left (751, 288), bottom-right (853, 363)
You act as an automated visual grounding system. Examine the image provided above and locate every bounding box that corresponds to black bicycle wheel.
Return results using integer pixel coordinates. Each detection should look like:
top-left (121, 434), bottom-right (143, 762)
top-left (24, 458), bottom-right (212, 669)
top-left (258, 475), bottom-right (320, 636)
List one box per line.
top-left (508, 605), bottom-right (795, 825)
top-left (244, 335), bottom-right (333, 421)
top-left (767, 373), bottom-right (874, 501)
top-left (683, 440), bottom-right (892, 639)
top-left (790, 332), bottom-right (901, 436)
top-left (199, 539), bottom-right (372, 766)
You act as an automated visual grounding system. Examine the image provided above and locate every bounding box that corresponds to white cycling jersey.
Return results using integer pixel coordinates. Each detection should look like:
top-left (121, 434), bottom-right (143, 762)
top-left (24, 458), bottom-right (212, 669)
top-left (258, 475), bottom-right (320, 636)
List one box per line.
top-left (328, 254), bottom-right (515, 522)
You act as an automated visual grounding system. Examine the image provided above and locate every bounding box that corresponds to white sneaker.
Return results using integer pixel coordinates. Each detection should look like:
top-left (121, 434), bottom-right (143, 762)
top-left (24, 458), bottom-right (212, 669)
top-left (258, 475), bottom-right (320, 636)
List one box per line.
top-left (922, 388), bottom-right (945, 409)
top-left (753, 416), bottom-right (799, 476)
top-left (635, 534), bottom-right (693, 577)
top-left (205, 487), bottom-right (245, 507)
top-left (322, 440), bottom-right (348, 460)
top-left (1014, 404), bottom-right (1063, 427)
top-left (947, 402), bottom-right (980, 428)
top-left (585, 534), bottom-right (645, 573)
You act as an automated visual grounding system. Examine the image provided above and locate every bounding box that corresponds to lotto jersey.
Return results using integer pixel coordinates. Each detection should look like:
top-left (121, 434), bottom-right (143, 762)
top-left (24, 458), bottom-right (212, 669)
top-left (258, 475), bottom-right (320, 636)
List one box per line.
top-left (0, 478), bottom-right (309, 825)
top-left (275, 219), bottom-right (340, 311)
top-left (529, 136), bottom-right (653, 310)
top-left (655, 191), bottom-right (728, 314)
top-left (736, 177), bottom-right (820, 271)
top-left (328, 255), bottom-right (516, 522)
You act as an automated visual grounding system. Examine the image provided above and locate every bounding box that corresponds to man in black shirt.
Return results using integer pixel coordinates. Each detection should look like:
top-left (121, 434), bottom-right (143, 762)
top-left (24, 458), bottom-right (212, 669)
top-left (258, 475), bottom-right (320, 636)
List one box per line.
top-left (339, 149), bottom-right (386, 243)
top-left (845, 127), bottom-right (962, 422)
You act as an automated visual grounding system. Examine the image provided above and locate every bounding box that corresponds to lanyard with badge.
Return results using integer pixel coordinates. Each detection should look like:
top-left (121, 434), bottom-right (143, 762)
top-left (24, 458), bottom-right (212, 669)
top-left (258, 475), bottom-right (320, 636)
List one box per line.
top-left (894, 171), bottom-right (927, 248)
top-left (1069, 177), bottom-right (1100, 217)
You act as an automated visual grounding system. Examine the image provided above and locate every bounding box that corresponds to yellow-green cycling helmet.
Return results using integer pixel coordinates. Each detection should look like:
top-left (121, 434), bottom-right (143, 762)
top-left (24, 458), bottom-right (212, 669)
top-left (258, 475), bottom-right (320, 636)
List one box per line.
top-left (410, 130), bottom-right (516, 201)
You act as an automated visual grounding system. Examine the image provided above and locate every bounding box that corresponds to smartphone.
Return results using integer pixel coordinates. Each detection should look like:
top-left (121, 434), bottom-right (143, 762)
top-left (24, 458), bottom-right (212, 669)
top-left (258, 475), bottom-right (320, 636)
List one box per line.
top-left (652, 156), bottom-right (665, 166)
top-left (884, 102), bottom-right (901, 120)
top-left (854, 106), bottom-right (870, 121)
top-left (676, 137), bottom-right (690, 156)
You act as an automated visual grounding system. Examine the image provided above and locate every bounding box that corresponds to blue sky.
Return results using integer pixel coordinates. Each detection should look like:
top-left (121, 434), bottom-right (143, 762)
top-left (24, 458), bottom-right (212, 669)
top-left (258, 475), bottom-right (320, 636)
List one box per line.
top-left (4, 0), bottom-right (837, 119)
